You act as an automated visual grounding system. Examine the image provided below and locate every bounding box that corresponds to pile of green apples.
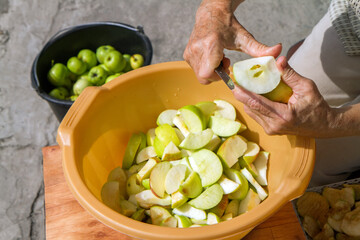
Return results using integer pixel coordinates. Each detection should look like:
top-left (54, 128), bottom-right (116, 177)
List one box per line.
top-left (101, 99), bottom-right (270, 228)
top-left (47, 45), bottom-right (144, 101)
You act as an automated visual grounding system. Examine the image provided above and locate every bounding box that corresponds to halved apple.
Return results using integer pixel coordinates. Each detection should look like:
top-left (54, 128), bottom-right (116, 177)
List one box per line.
top-left (241, 168), bottom-right (268, 201)
top-left (253, 151), bottom-right (269, 186)
top-left (217, 174), bottom-right (240, 194)
top-left (178, 105), bottom-right (206, 133)
top-left (162, 141), bottom-right (182, 161)
top-left (188, 183), bottom-right (224, 210)
top-left (173, 115), bottom-right (190, 137)
top-left (122, 133), bottom-right (143, 169)
top-left (213, 99), bottom-right (236, 120)
top-left (173, 203), bottom-right (207, 220)
top-left (238, 188), bottom-right (261, 214)
top-left (179, 128), bottom-right (213, 150)
top-left (189, 149), bottom-right (223, 187)
top-left (135, 190), bottom-right (171, 209)
top-left (217, 135), bottom-right (247, 168)
top-left (209, 116), bottom-right (242, 137)
top-left (157, 109), bottom-right (178, 126)
top-left (101, 181), bottom-right (123, 212)
top-left (179, 171), bottom-right (203, 198)
top-left (225, 168), bottom-right (249, 200)
top-left (136, 146), bottom-right (157, 164)
top-left (165, 164), bottom-right (188, 194)
top-left (149, 161), bottom-right (172, 198)
top-left (137, 157), bottom-right (158, 182)
top-left (243, 141), bottom-right (260, 164)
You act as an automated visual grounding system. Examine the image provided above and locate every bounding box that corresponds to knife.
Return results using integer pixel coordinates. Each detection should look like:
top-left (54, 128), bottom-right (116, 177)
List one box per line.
top-left (214, 61), bottom-right (235, 90)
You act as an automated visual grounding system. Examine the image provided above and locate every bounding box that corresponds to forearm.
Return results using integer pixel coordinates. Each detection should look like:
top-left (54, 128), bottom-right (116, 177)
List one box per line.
top-left (331, 103), bottom-right (360, 137)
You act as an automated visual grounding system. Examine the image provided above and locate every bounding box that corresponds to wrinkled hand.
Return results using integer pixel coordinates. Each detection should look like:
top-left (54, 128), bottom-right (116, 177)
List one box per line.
top-left (183, 0), bottom-right (282, 84)
top-left (232, 56), bottom-right (343, 138)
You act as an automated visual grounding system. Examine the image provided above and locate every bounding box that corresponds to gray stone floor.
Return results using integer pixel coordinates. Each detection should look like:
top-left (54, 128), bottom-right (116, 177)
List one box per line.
top-left (0, 0), bottom-right (329, 239)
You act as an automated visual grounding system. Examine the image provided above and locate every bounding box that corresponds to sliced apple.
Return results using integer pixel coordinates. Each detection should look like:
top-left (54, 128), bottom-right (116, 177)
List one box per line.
top-left (162, 141), bottom-right (182, 161)
top-left (174, 127), bottom-right (185, 142)
top-left (233, 56), bottom-right (281, 94)
top-left (171, 190), bottom-right (188, 209)
top-left (122, 133), bottom-right (143, 169)
top-left (195, 101), bottom-right (217, 124)
top-left (204, 134), bottom-right (222, 152)
top-left (137, 157), bottom-right (158, 182)
top-left (189, 149), bottom-right (223, 187)
top-left (128, 194), bottom-right (138, 206)
top-left (209, 116), bottom-right (242, 137)
top-left (136, 146), bottom-right (157, 164)
top-left (175, 215), bottom-right (192, 228)
top-left (188, 183), bottom-right (224, 210)
top-left (253, 151), bottom-right (269, 186)
top-left (126, 174), bottom-right (145, 196)
top-left (217, 174), bottom-right (240, 194)
top-left (157, 109), bottom-right (178, 126)
top-left (242, 141), bottom-right (260, 164)
top-left (225, 168), bottom-right (249, 200)
top-left (149, 161), bottom-right (172, 198)
top-left (225, 199), bottom-right (239, 217)
top-left (150, 206), bottom-right (172, 225)
top-left (153, 136), bottom-right (166, 158)
top-left (131, 208), bottom-right (146, 221)
top-left (173, 203), bottom-right (207, 220)
top-left (238, 188), bottom-right (261, 214)
top-left (128, 161), bottom-right (147, 176)
top-left (217, 135), bottom-right (247, 168)
top-left (190, 218), bottom-right (207, 225)
top-left (161, 216), bottom-right (178, 227)
top-left (179, 128), bottom-right (213, 150)
top-left (213, 99), bottom-right (236, 121)
top-left (179, 171), bottom-right (203, 198)
top-left (146, 128), bottom-right (156, 146)
top-left (119, 199), bottom-right (137, 217)
top-left (239, 157), bottom-right (259, 178)
top-left (101, 181), bottom-right (123, 212)
top-left (141, 178), bottom-right (150, 189)
top-left (135, 190), bottom-right (171, 209)
top-left (169, 157), bottom-right (192, 170)
top-left (138, 132), bottom-right (147, 151)
top-left (165, 164), bottom-right (188, 194)
top-left (241, 168), bottom-right (268, 201)
top-left (173, 115), bottom-right (190, 137)
top-left (107, 166), bottom-right (127, 198)
top-left (209, 194), bottom-right (229, 218)
top-left (178, 105), bottom-right (206, 133)
top-left (207, 212), bottom-right (221, 225)
top-left (155, 124), bottom-right (180, 146)
top-left (221, 213), bottom-right (233, 221)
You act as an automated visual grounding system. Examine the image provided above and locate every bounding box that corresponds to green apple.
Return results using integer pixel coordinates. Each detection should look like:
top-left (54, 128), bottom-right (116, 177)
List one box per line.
top-left (209, 116), bottom-right (242, 137)
top-left (341, 207), bottom-right (360, 237)
top-left (146, 128), bottom-right (156, 146)
top-left (119, 199), bottom-right (137, 217)
top-left (213, 99), bottom-right (237, 121)
top-left (169, 157), bottom-right (192, 171)
top-left (174, 128), bottom-right (185, 143)
top-left (173, 115), bottom-right (190, 137)
top-left (221, 213), bottom-right (233, 221)
top-left (131, 208), bottom-right (146, 221)
top-left (47, 63), bottom-right (71, 88)
top-left (68, 95), bottom-right (78, 101)
top-left (77, 49), bottom-right (97, 70)
top-left (135, 190), bottom-right (171, 209)
top-left (217, 135), bottom-right (247, 168)
top-left (156, 109), bottom-right (177, 126)
top-left (88, 65), bottom-right (108, 86)
top-left (122, 133), bottom-right (143, 169)
top-left (190, 218), bottom-right (207, 225)
top-left (49, 87), bottom-right (69, 100)
top-left (179, 171), bottom-right (202, 198)
top-left (179, 128), bottom-right (213, 150)
top-left (225, 168), bottom-right (249, 200)
top-left (150, 206), bottom-right (172, 225)
top-left (189, 149), bottom-right (223, 187)
top-left (149, 161), bottom-right (172, 198)
top-left (105, 73), bottom-right (122, 84)
top-left (195, 101), bottom-right (217, 124)
top-left (138, 132), bottom-right (147, 151)
top-left (225, 199), bottom-right (239, 217)
top-left (165, 164), bottom-right (188, 194)
top-left (175, 215), bottom-right (192, 228)
top-left (161, 216), bottom-right (178, 227)
top-left (96, 45), bottom-right (115, 64)
top-left (243, 141), bottom-right (260, 164)
top-left (203, 134), bottom-right (221, 152)
top-left (241, 168), bottom-right (268, 201)
top-left (188, 183), bottom-right (224, 210)
top-left (209, 195), bottom-right (229, 217)
top-left (239, 157), bottom-right (259, 178)
top-left (73, 77), bottom-right (92, 95)
top-left (162, 141), bottom-right (182, 161)
top-left (137, 157), bottom-right (158, 182)
top-left (135, 146), bottom-right (157, 164)
top-left (171, 191), bottom-right (188, 209)
top-left (122, 54), bottom-right (133, 72)
top-left (263, 80), bottom-right (293, 103)
top-left (128, 161), bottom-right (147, 175)
top-left (173, 203), bottom-right (206, 220)
top-left (253, 151), bottom-right (269, 186)
top-left (130, 54), bottom-right (144, 69)
top-left (126, 174), bottom-right (145, 196)
top-left (217, 175), bottom-right (240, 194)
top-left (155, 124), bottom-right (180, 146)
top-left (104, 50), bottom-right (126, 73)
top-left (101, 181), bottom-right (123, 213)
top-left (238, 188), bottom-right (261, 215)
top-left (107, 166), bottom-right (127, 198)
top-left (207, 212), bottom-right (221, 225)
top-left (98, 63), bottom-right (112, 75)
top-left (179, 105), bottom-right (206, 133)
top-left (141, 179), bottom-right (150, 189)
top-left (153, 137), bottom-right (166, 158)
top-left (67, 56), bottom-right (87, 75)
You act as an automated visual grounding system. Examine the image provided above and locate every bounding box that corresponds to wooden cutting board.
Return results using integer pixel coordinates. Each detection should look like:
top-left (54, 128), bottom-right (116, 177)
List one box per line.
top-left (42, 145), bottom-right (306, 240)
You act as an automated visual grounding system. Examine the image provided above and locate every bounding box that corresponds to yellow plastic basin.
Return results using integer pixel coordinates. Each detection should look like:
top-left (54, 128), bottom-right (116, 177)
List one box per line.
top-left (57, 61), bottom-right (315, 240)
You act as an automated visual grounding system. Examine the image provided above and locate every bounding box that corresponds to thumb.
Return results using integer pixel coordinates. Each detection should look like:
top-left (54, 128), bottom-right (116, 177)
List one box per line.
top-left (276, 56), bottom-right (304, 89)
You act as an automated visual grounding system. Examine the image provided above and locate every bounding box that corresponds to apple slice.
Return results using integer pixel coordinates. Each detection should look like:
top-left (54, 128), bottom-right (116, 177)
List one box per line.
top-left (179, 128), bottom-right (213, 150)
top-left (155, 124), bottom-right (180, 146)
top-left (107, 167), bottom-right (127, 198)
top-left (217, 135), bottom-right (247, 168)
top-left (171, 190), bottom-right (188, 209)
top-left (161, 216), bottom-right (178, 227)
top-left (126, 174), bottom-right (145, 196)
top-left (238, 188), bottom-right (261, 214)
top-left (131, 208), bottom-right (146, 221)
top-left (153, 137), bottom-right (166, 158)
top-left (137, 157), bottom-right (158, 182)
top-left (149, 161), bottom-right (172, 198)
top-left (242, 141), bottom-right (260, 164)
top-left (213, 99), bottom-right (236, 121)
top-left (188, 183), bottom-right (224, 210)
top-left (217, 175), bottom-right (240, 194)
top-left (253, 151), bottom-right (269, 186)
top-left (173, 115), bottom-right (190, 137)
top-left (138, 132), bottom-right (147, 151)
top-left (101, 181), bottom-right (123, 212)
top-left (233, 56), bottom-right (281, 94)
top-left (207, 212), bottom-right (221, 225)
top-left (162, 141), bottom-right (182, 161)
top-left (135, 190), bottom-right (171, 209)
top-left (225, 199), bottom-right (239, 217)
top-left (175, 215), bottom-right (192, 228)
top-left (239, 157), bottom-right (259, 178)
top-left (225, 168), bottom-right (249, 200)
top-left (136, 146), bottom-right (157, 164)
top-left (179, 105), bottom-right (206, 133)
top-left (128, 161), bottom-right (147, 176)
top-left (221, 213), bottom-right (233, 221)
top-left (169, 157), bottom-right (192, 170)
top-left (119, 199), bottom-right (137, 217)
top-left (190, 218), bottom-right (207, 225)
top-left (204, 134), bottom-right (221, 152)
top-left (241, 168), bottom-right (268, 201)
top-left (174, 127), bottom-right (185, 142)
top-left (146, 128), bottom-right (156, 146)
top-left (209, 116), bottom-right (242, 137)
top-left (165, 164), bottom-right (188, 194)
top-left (179, 171), bottom-right (203, 198)
top-left (209, 194), bottom-right (229, 218)
top-left (157, 109), bottom-right (178, 126)
top-left (173, 203), bottom-right (207, 220)
top-left (189, 149), bottom-right (223, 187)
top-left (150, 206), bottom-right (172, 225)
top-left (195, 101), bottom-right (217, 124)
top-left (122, 133), bottom-right (143, 169)
top-left (141, 179), bottom-right (150, 189)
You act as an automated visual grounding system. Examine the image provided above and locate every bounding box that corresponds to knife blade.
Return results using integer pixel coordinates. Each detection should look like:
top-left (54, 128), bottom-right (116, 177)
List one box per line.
top-left (214, 62), bottom-right (235, 90)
